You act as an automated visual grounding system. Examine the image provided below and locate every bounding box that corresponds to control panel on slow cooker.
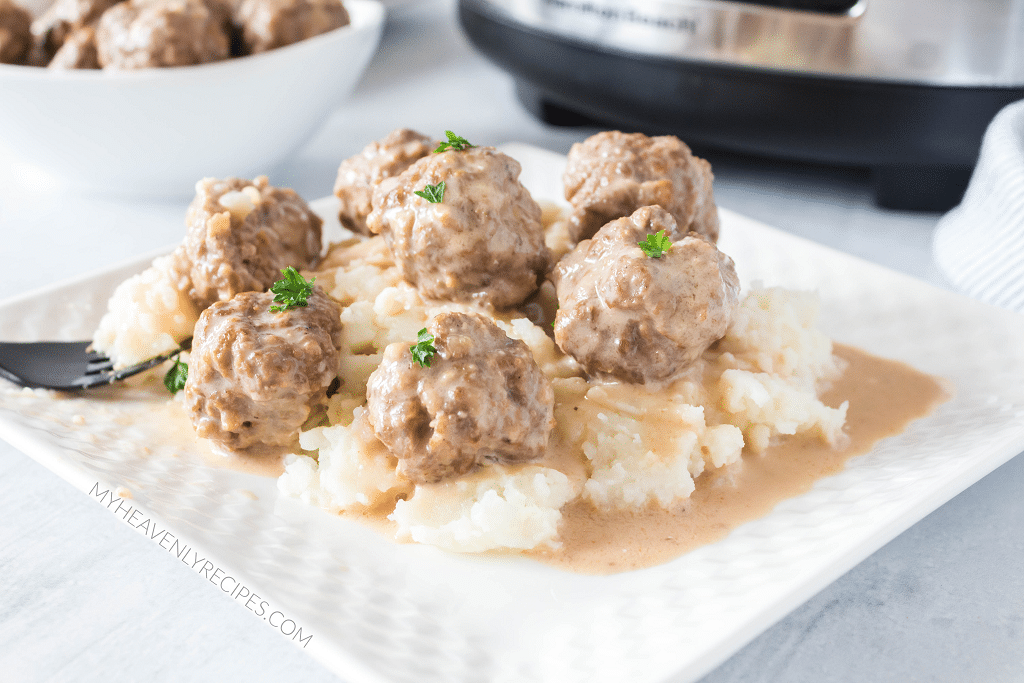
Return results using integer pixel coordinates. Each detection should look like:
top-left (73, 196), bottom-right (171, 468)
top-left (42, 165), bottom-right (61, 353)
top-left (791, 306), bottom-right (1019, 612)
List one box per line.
top-left (721, 0), bottom-right (860, 13)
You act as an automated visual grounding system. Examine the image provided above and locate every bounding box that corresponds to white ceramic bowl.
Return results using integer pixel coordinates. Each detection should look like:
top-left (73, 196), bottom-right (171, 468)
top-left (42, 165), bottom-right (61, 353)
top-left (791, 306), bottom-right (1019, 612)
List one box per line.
top-left (0, 0), bottom-right (384, 195)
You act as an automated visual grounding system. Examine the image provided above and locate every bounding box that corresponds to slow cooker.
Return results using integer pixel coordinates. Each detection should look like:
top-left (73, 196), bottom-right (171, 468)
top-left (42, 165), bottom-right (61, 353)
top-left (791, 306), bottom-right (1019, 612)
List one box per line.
top-left (459, 0), bottom-right (1024, 210)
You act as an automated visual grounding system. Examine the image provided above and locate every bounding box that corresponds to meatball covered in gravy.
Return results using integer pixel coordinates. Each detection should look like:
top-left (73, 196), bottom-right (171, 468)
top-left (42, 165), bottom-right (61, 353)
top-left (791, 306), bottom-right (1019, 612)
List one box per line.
top-left (31, 0), bottom-right (117, 62)
top-left (47, 25), bottom-right (99, 68)
top-left (178, 176), bottom-right (323, 309)
top-left (333, 128), bottom-right (434, 235)
top-left (233, 0), bottom-right (348, 55)
top-left (563, 131), bottom-right (720, 243)
top-left (366, 312), bottom-right (555, 484)
top-left (0, 0), bottom-right (31, 64)
top-left (552, 205), bottom-right (740, 384)
top-left (367, 146), bottom-right (549, 308)
top-left (95, 0), bottom-right (229, 69)
top-left (185, 287), bottom-right (342, 449)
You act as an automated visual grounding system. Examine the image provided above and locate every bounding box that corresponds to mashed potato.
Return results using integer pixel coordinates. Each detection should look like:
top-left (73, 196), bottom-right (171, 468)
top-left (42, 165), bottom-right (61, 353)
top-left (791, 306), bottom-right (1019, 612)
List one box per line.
top-left (390, 466), bottom-right (579, 553)
top-left (279, 408), bottom-right (407, 512)
top-left (92, 250), bottom-right (198, 367)
top-left (276, 221), bottom-right (848, 553)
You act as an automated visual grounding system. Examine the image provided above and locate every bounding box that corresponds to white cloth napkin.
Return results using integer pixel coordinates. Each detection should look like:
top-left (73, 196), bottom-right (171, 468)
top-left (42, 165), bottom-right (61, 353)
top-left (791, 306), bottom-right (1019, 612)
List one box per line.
top-left (933, 100), bottom-right (1024, 313)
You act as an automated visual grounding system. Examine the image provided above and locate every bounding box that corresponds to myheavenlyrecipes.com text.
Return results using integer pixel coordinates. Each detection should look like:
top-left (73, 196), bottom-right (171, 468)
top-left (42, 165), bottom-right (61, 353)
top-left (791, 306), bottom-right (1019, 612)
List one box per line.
top-left (90, 482), bottom-right (312, 648)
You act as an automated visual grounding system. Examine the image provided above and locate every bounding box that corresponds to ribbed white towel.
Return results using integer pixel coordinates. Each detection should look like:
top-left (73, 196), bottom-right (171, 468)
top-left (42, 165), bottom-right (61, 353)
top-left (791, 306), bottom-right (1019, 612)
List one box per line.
top-left (934, 99), bottom-right (1024, 313)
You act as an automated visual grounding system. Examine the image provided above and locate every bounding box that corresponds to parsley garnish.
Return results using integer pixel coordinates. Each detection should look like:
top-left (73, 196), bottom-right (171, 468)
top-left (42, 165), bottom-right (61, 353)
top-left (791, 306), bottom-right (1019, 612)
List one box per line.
top-left (269, 267), bottom-right (315, 313)
top-left (163, 353), bottom-right (188, 394)
top-left (638, 230), bottom-right (673, 258)
top-left (434, 130), bottom-right (475, 153)
top-left (410, 328), bottom-right (437, 367)
top-left (414, 181), bottom-right (445, 203)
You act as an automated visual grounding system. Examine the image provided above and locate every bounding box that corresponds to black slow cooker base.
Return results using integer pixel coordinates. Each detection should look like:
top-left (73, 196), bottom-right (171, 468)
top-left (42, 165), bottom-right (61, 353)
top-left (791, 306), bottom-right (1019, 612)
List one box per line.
top-left (514, 81), bottom-right (976, 212)
top-left (460, 0), bottom-right (1023, 211)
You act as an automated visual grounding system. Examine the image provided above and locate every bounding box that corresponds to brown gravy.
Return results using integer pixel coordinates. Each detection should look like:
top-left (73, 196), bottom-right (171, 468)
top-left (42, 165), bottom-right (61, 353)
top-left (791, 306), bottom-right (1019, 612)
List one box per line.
top-left (525, 344), bottom-right (950, 574)
top-left (181, 342), bottom-right (948, 575)
top-left (146, 396), bottom-right (289, 478)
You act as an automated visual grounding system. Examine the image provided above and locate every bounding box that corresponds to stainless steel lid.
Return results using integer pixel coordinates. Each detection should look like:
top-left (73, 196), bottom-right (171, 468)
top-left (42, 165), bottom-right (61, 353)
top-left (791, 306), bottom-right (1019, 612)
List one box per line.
top-left (479, 0), bottom-right (1024, 87)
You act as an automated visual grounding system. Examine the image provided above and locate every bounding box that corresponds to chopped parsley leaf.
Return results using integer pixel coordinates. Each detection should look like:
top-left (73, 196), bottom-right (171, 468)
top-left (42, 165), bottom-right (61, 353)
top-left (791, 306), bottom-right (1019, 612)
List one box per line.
top-left (163, 354), bottom-right (188, 394)
top-left (434, 130), bottom-right (475, 153)
top-left (410, 328), bottom-right (437, 367)
top-left (414, 181), bottom-right (445, 203)
top-left (269, 267), bottom-right (315, 313)
top-left (638, 230), bottom-right (673, 258)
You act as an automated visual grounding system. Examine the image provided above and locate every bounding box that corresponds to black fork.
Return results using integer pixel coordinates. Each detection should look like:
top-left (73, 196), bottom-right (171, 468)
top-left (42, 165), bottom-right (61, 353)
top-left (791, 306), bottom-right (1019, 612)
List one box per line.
top-left (0, 340), bottom-right (186, 391)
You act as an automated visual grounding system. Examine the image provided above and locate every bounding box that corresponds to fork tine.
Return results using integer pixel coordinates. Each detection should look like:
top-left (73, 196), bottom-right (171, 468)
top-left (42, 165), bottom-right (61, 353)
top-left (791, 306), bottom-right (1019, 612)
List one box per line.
top-left (86, 357), bottom-right (114, 373)
top-left (75, 353), bottom-right (156, 388)
top-left (72, 373), bottom-right (116, 389)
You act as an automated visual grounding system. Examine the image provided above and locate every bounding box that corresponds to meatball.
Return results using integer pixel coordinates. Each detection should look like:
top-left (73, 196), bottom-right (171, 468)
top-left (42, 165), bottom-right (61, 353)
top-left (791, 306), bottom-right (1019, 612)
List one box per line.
top-left (333, 128), bottom-right (434, 235)
top-left (95, 0), bottom-right (229, 69)
top-left (367, 146), bottom-right (550, 308)
top-left (552, 205), bottom-right (740, 384)
top-left (185, 287), bottom-right (342, 449)
top-left (366, 312), bottom-right (555, 484)
top-left (178, 176), bottom-right (323, 309)
top-left (233, 0), bottom-right (348, 55)
top-left (47, 26), bottom-right (99, 68)
top-left (0, 0), bottom-right (31, 65)
top-left (563, 131), bottom-right (720, 243)
top-left (30, 0), bottom-right (117, 62)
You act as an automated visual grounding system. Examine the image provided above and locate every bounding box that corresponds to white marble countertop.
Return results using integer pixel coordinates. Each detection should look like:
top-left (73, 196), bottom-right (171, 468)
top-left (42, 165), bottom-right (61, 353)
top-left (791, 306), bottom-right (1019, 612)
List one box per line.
top-left (1, 1), bottom-right (1022, 681)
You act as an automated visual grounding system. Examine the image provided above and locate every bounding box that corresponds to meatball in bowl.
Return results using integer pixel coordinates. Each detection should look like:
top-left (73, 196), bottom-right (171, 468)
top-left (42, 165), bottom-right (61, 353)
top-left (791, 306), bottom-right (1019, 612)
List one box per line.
top-left (0, 0), bottom-right (383, 194)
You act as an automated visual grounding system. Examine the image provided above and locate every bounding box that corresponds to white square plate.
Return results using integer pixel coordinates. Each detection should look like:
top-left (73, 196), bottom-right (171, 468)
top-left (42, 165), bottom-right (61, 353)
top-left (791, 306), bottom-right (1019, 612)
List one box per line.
top-left (2, 145), bottom-right (1024, 683)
